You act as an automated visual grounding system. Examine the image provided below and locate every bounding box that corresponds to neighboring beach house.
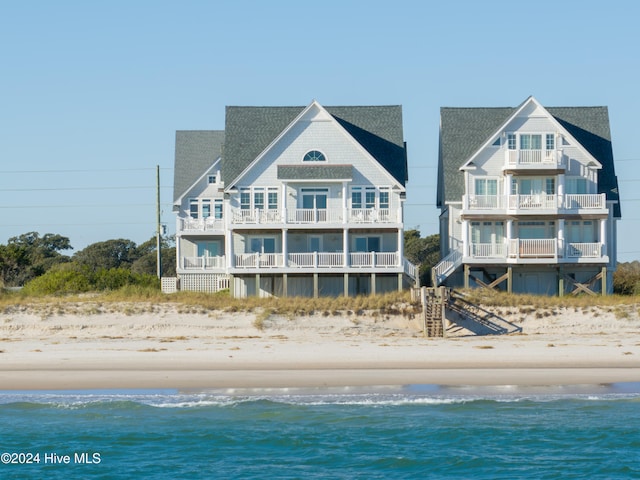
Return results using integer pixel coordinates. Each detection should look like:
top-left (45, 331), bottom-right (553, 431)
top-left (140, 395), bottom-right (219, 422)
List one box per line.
top-left (434, 96), bottom-right (621, 295)
top-left (172, 101), bottom-right (418, 298)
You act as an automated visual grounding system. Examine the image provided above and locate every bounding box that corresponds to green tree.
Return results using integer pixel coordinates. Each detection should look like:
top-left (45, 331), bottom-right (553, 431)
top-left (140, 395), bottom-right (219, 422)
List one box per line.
top-left (404, 230), bottom-right (440, 286)
top-left (0, 232), bottom-right (72, 286)
top-left (73, 239), bottom-right (140, 271)
top-left (131, 236), bottom-right (176, 276)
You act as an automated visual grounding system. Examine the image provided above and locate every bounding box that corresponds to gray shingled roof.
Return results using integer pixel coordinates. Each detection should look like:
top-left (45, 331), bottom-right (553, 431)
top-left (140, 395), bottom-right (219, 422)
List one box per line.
top-left (173, 131), bottom-right (224, 203)
top-left (437, 104), bottom-right (621, 218)
top-left (277, 165), bottom-right (353, 180)
top-left (223, 105), bottom-right (407, 186)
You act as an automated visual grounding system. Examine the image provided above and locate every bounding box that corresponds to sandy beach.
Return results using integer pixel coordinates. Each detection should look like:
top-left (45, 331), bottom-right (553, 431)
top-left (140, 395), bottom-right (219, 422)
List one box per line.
top-left (1, 301), bottom-right (640, 390)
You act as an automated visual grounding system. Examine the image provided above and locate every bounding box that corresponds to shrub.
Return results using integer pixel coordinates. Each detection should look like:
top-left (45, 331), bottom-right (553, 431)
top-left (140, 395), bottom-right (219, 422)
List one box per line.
top-left (22, 269), bottom-right (91, 295)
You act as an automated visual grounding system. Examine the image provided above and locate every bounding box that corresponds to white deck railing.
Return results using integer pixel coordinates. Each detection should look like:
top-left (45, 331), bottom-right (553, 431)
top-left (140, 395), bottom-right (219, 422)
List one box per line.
top-left (566, 242), bottom-right (602, 258)
top-left (234, 253), bottom-right (284, 268)
top-left (231, 208), bottom-right (399, 224)
top-left (508, 194), bottom-right (557, 210)
top-left (509, 238), bottom-right (557, 258)
top-left (182, 255), bottom-right (226, 270)
top-left (179, 217), bottom-right (224, 232)
top-left (288, 252), bottom-right (344, 268)
top-left (432, 249), bottom-right (463, 285)
top-left (507, 149), bottom-right (561, 166)
top-left (469, 243), bottom-right (507, 258)
top-left (564, 194), bottom-right (606, 210)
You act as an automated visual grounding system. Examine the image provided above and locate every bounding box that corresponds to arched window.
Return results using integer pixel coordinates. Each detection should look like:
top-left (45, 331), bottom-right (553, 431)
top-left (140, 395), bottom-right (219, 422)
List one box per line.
top-left (303, 150), bottom-right (326, 162)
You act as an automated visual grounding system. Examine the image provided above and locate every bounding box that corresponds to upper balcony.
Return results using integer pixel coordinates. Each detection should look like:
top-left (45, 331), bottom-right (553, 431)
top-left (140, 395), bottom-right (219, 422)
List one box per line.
top-left (462, 193), bottom-right (607, 216)
top-left (229, 207), bottom-right (402, 227)
top-left (504, 148), bottom-right (566, 172)
top-left (177, 217), bottom-right (225, 235)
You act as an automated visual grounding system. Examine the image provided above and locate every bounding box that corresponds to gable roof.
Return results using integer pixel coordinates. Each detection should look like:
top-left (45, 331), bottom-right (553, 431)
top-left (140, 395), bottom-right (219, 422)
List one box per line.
top-left (222, 104), bottom-right (407, 187)
top-left (173, 130), bottom-right (224, 202)
top-left (437, 101), bottom-right (620, 217)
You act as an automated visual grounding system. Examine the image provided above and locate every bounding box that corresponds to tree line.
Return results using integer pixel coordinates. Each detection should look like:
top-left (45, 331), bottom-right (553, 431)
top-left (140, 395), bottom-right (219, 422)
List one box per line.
top-left (0, 232), bottom-right (176, 292)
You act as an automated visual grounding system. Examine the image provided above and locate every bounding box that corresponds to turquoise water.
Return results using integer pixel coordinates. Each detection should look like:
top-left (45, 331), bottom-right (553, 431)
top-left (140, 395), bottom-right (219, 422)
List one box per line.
top-left (1, 385), bottom-right (640, 479)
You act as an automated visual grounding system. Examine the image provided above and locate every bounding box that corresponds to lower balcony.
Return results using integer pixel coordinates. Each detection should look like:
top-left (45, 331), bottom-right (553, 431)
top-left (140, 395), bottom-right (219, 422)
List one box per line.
top-left (465, 240), bottom-right (606, 263)
top-left (233, 251), bottom-right (402, 269)
top-left (181, 255), bottom-right (226, 270)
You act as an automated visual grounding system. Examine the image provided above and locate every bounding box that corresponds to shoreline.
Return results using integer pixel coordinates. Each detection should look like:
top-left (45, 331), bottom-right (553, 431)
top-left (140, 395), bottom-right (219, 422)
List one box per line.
top-left (3, 367), bottom-right (640, 391)
top-left (2, 301), bottom-right (640, 391)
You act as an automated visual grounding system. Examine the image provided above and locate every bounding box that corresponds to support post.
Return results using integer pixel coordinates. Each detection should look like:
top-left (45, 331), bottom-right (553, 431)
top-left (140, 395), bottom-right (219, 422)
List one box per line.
top-left (344, 273), bottom-right (349, 297)
top-left (602, 266), bottom-right (607, 295)
top-left (398, 272), bottom-right (403, 292)
top-left (464, 264), bottom-right (470, 289)
top-left (282, 273), bottom-right (288, 298)
top-left (371, 273), bottom-right (376, 295)
top-left (507, 266), bottom-right (512, 294)
top-left (558, 266), bottom-right (564, 297)
top-left (313, 273), bottom-right (319, 298)
top-left (255, 273), bottom-right (260, 297)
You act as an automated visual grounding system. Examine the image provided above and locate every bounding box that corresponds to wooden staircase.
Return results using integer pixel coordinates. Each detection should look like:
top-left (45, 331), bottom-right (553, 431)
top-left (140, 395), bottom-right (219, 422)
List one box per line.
top-left (414, 286), bottom-right (450, 337)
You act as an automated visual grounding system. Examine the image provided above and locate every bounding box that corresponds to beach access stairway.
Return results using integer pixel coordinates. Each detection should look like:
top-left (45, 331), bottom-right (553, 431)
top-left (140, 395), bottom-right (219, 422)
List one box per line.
top-left (413, 287), bottom-right (521, 337)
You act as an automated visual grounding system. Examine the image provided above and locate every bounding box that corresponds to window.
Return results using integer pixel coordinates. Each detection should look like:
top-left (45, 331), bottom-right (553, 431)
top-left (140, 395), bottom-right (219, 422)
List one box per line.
top-left (240, 189), bottom-right (250, 210)
top-left (202, 199), bottom-right (211, 218)
top-left (268, 190), bottom-right (278, 210)
top-left (189, 199), bottom-right (198, 219)
top-left (351, 188), bottom-right (362, 209)
top-left (546, 134), bottom-right (555, 151)
top-left (507, 133), bottom-right (516, 150)
top-left (198, 241), bottom-right (220, 257)
top-left (475, 178), bottom-right (497, 196)
top-left (566, 177), bottom-right (588, 194)
top-left (208, 175), bottom-right (217, 184)
top-left (545, 178), bottom-right (555, 194)
top-left (365, 188), bottom-right (376, 209)
top-left (254, 190), bottom-right (265, 210)
top-left (301, 188), bottom-right (328, 209)
top-left (520, 134), bottom-right (542, 150)
top-left (355, 236), bottom-right (381, 252)
top-left (303, 150), bottom-right (326, 162)
top-left (250, 237), bottom-right (276, 254)
top-left (214, 199), bottom-right (223, 219)
top-left (379, 189), bottom-right (390, 209)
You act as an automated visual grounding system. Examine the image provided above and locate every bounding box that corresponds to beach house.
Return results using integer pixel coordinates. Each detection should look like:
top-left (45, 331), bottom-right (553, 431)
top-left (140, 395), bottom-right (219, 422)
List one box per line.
top-left (433, 96), bottom-right (621, 295)
top-left (172, 101), bottom-right (418, 297)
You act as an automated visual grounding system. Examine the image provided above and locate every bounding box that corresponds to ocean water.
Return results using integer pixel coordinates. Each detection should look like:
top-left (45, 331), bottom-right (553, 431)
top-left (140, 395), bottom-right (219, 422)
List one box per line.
top-left (1, 384), bottom-right (640, 479)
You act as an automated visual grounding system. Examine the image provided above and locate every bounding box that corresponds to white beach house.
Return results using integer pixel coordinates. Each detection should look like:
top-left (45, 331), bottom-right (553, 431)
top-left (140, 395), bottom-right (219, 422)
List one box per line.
top-left (172, 101), bottom-right (418, 298)
top-left (434, 96), bottom-right (621, 295)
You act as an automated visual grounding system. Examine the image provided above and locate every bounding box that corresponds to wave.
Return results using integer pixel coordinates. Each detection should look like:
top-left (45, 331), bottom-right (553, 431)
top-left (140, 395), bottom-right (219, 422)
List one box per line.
top-left (1, 386), bottom-right (640, 410)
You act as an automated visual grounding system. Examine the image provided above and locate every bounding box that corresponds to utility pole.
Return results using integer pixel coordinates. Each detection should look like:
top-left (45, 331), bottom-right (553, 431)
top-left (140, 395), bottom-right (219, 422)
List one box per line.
top-left (156, 165), bottom-right (162, 279)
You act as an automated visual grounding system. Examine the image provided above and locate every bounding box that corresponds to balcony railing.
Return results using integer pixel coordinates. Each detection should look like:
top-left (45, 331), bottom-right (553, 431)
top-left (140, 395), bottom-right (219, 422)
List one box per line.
top-left (470, 243), bottom-right (507, 258)
top-left (508, 194), bottom-right (558, 210)
top-left (182, 255), bottom-right (226, 270)
top-left (566, 242), bottom-right (602, 258)
top-left (179, 217), bottom-right (224, 232)
top-left (506, 149), bottom-right (564, 167)
top-left (463, 193), bottom-right (606, 212)
top-left (564, 194), bottom-right (606, 210)
top-left (509, 238), bottom-right (557, 258)
top-left (230, 208), bottom-right (399, 225)
top-left (231, 251), bottom-right (402, 269)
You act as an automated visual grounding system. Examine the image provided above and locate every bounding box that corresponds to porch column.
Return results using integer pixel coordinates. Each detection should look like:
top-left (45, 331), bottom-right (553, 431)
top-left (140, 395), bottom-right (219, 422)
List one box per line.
top-left (504, 174), bottom-right (512, 207)
top-left (461, 219), bottom-right (469, 257)
top-left (282, 182), bottom-right (288, 223)
top-left (342, 182), bottom-right (348, 224)
top-left (506, 219), bottom-right (513, 257)
top-left (558, 173), bottom-right (565, 209)
top-left (343, 228), bottom-right (349, 267)
top-left (600, 218), bottom-right (607, 257)
top-left (558, 219), bottom-right (565, 257)
top-left (226, 229), bottom-right (234, 268)
top-left (282, 228), bottom-right (288, 267)
top-left (397, 229), bottom-right (404, 267)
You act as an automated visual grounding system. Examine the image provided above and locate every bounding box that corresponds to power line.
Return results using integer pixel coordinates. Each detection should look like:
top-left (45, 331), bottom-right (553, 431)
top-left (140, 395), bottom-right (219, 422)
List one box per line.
top-left (0, 186), bottom-right (173, 192)
top-left (0, 167), bottom-right (173, 174)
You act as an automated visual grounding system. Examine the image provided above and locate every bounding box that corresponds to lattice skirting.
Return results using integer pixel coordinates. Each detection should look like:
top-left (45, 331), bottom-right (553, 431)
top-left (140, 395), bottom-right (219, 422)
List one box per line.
top-left (178, 274), bottom-right (230, 293)
top-left (161, 277), bottom-right (178, 293)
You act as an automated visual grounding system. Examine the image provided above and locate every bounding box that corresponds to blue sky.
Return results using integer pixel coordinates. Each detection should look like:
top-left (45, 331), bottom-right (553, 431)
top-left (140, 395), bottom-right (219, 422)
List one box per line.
top-left (1, 0), bottom-right (639, 261)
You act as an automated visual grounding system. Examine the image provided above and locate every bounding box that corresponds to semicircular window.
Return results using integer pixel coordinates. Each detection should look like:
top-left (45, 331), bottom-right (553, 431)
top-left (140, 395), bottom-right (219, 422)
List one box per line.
top-left (303, 150), bottom-right (326, 162)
